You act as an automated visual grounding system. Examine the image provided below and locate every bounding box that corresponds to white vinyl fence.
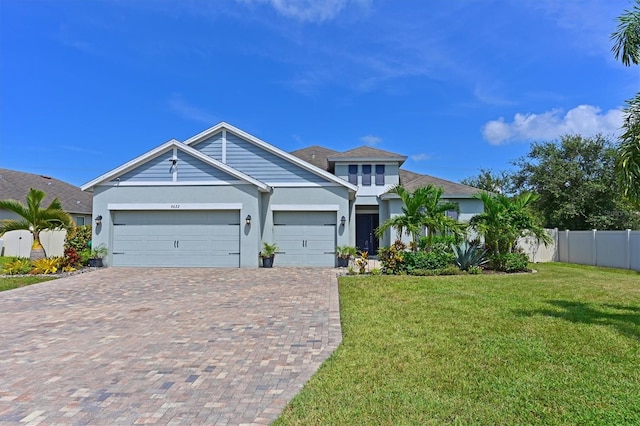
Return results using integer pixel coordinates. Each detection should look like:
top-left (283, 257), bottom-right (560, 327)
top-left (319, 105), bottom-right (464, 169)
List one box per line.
top-left (519, 229), bottom-right (640, 272)
top-left (0, 229), bottom-right (67, 258)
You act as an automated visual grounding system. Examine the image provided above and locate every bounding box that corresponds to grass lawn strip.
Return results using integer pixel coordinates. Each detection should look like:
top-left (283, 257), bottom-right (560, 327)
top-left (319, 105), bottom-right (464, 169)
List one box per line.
top-left (275, 263), bottom-right (640, 425)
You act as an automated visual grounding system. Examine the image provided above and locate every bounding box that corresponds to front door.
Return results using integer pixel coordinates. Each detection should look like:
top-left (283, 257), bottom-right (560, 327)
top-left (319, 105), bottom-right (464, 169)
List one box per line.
top-left (356, 213), bottom-right (379, 255)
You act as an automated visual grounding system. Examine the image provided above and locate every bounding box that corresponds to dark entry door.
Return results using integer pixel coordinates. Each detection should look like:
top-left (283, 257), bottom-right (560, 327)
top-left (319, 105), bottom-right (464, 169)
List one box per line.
top-left (356, 213), bottom-right (379, 255)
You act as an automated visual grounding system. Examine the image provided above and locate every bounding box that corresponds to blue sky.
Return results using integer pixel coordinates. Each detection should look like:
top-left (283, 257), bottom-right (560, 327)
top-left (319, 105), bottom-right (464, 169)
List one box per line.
top-left (1, 0), bottom-right (637, 187)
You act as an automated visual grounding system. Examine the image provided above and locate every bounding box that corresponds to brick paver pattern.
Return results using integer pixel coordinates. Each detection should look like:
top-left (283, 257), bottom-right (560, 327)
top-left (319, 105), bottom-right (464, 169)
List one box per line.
top-left (0, 267), bottom-right (342, 425)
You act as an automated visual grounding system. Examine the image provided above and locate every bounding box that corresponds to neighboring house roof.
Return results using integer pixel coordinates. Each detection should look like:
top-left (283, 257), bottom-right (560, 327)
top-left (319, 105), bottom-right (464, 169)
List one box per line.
top-left (289, 145), bottom-right (339, 171)
top-left (80, 139), bottom-right (271, 192)
top-left (0, 168), bottom-right (93, 215)
top-left (328, 146), bottom-right (407, 164)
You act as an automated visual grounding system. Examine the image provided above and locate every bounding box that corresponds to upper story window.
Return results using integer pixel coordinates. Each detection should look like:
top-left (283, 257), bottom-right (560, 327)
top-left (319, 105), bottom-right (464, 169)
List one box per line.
top-left (348, 165), bottom-right (358, 185)
top-left (375, 164), bottom-right (385, 185)
top-left (362, 165), bottom-right (372, 186)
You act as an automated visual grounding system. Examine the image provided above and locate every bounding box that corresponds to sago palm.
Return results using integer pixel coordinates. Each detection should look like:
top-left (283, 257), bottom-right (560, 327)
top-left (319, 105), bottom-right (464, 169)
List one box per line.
top-left (0, 188), bottom-right (73, 260)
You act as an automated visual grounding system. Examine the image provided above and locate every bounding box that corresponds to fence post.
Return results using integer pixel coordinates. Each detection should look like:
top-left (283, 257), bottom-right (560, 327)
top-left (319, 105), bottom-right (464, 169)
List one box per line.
top-left (565, 229), bottom-right (570, 263)
top-left (627, 229), bottom-right (632, 270)
top-left (592, 229), bottom-right (597, 266)
top-left (553, 228), bottom-right (559, 261)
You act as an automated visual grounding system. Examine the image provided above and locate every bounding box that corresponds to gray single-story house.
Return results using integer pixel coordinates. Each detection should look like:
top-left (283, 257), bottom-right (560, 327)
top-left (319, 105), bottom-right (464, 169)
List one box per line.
top-left (81, 122), bottom-right (482, 267)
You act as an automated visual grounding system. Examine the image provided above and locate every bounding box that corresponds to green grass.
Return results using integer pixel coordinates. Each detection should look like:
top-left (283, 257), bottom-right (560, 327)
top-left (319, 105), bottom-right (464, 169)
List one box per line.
top-left (275, 263), bottom-right (640, 425)
top-left (0, 257), bottom-right (57, 291)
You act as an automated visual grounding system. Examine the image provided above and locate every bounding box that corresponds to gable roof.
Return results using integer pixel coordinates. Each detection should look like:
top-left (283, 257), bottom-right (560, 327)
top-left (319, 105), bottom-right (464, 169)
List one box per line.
top-left (289, 145), bottom-right (339, 171)
top-left (291, 144), bottom-right (481, 198)
top-left (81, 139), bottom-right (271, 192)
top-left (184, 122), bottom-right (357, 191)
top-left (0, 168), bottom-right (93, 215)
top-left (328, 146), bottom-right (407, 164)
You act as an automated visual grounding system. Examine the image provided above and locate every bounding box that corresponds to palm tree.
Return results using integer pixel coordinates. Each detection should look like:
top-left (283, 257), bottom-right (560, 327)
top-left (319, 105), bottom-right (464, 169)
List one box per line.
top-left (612, 1), bottom-right (640, 209)
top-left (0, 188), bottom-right (73, 260)
top-left (470, 192), bottom-right (551, 256)
top-left (376, 184), bottom-right (464, 250)
top-left (417, 185), bottom-right (465, 246)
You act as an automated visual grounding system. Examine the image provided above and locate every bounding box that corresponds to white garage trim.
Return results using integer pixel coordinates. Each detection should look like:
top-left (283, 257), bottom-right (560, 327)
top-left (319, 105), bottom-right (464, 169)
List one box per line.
top-left (108, 203), bottom-right (243, 211)
top-left (270, 204), bottom-right (340, 211)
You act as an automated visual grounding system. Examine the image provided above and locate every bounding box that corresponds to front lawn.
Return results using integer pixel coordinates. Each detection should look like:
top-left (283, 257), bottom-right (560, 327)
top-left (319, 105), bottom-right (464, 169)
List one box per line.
top-left (276, 263), bottom-right (640, 425)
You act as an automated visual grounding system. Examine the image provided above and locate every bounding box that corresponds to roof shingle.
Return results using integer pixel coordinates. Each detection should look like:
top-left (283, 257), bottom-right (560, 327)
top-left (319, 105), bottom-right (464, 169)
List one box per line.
top-left (0, 168), bottom-right (92, 214)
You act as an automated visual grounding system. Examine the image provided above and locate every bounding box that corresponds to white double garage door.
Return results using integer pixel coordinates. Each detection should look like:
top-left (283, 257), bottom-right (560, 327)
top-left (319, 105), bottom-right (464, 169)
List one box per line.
top-left (111, 210), bottom-right (336, 267)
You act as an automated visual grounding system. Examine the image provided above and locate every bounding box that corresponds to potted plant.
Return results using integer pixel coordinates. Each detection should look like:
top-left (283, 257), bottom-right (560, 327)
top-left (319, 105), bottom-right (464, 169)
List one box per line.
top-left (260, 242), bottom-right (278, 268)
top-left (88, 244), bottom-right (107, 267)
top-left (335, 245), bottom-right (357, 267)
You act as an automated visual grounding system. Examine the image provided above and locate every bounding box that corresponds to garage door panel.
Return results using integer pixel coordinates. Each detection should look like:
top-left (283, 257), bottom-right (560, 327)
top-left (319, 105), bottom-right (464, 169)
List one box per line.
top-left (112, 210), bottom-right (240, 267)
top-left (273, 212), bottom-right (336, 267)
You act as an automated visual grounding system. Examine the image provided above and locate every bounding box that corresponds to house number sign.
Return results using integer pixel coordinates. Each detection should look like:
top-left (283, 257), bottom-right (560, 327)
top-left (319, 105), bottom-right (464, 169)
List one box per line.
top-left (170, 204), bottom-right (180, 209)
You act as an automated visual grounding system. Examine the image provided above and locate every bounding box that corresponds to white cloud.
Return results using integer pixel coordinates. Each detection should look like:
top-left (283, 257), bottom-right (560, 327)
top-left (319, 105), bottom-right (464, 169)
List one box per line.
top-left (237, 0), bottom-right (370, 22)
top-left (168, 95), bottom-right (217, 124)
top-left (482, 104), bottom-right (623, 145)
top-left (360, 134), bottom-right (381, 146)
top-left (411, 153), bottom-right (431, 161)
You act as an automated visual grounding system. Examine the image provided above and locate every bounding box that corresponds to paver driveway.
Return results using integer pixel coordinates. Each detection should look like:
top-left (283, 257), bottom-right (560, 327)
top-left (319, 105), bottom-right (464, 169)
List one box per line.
top-left (0, 267), bottom-right (342, 425)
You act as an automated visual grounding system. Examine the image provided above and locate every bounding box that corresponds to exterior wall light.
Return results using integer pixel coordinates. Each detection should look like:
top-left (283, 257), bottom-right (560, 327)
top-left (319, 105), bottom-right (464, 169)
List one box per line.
top-left (246, 215), bottom-right (252, 225)
top-left (95, 215), bottom-right (103, 225)
top-left (340, 215), bottom-right (346, 226)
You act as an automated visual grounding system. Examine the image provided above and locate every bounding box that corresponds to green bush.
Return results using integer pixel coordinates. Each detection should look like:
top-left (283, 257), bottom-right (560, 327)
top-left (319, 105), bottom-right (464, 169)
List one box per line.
top-left (377, 245), bottom-right (405, 275)
top-left (489, 252), bottom-right (529, 273)
top-left (452, 241), bottom-right (488, 271)
top-left (467, 265), bottom-right (483, 275)
top-left (1, 258), bottom-right (32, 275)
top-left (65, 225), bottom-right (92, 252)
top-left (419, 234), bottom-right (460, 252)
top-left (403, 250), bottom-right (455, 272)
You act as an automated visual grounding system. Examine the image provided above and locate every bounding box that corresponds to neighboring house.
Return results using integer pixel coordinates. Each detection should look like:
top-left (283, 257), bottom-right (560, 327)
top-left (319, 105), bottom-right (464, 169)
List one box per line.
top-left (0, 168), bottom-right (93, 225)
top-left (81, 122), bottom-right (482, 268)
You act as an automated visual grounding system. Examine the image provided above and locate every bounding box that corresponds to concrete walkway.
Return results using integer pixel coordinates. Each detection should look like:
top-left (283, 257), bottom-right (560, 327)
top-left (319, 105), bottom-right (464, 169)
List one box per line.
top-left (0, 267), bottom-right (342, 425)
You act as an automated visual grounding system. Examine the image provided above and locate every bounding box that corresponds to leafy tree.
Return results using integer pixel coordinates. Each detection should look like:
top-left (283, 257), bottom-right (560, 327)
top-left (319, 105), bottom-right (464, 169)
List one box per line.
top-left (460, 168), bottom-right (512, 194)
top-left (470, 192), bottom-right (551, 257)
top-left (611, 1), bottom-right (640, 208)
top-left (0, 188), bottom-right (73, 260)
top-left (376, 184), bottom-right (463, 250)
top-left (511, 135), bottom-right (640, 230)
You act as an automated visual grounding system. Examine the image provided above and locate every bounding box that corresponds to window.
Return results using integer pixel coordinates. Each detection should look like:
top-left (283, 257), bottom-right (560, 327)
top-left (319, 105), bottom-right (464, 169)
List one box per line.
top-left (446, 210), bottom-right (459, 221)
top-left (362, 165), bottom-right (372, 186)
top-left (375, 164), bottom-right (385, 185)
top-left (348, 165), bottom-right (358, 185)
top-left (75, 216), bottom-right (85, 226)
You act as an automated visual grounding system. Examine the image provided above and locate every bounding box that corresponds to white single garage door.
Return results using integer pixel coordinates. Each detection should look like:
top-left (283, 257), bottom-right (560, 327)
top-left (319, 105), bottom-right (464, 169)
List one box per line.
top-left (273, 211), bottom-right (336, 267)
top-left (112, 210), bottom-right (240, 267)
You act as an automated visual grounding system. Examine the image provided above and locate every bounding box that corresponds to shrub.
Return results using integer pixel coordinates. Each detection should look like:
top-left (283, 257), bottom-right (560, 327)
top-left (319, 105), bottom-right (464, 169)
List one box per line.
top-left (65, 225), bottom-right (92, 252)
top-left (403, 250), bottom-right (454, 272)
top-left (377, 244), bottom-right (405, 275)
top-left (30, 257), bottom-right (63, 274)
top-left (467, 265), bottom-right (483, 275)
top-left (79, 248), bottom-right (92, 266)
top-left (370, 268), bottom-right (381, 275)
top-left (452, 241), bottom-right (488, 271)
top-left (63, 247), bottom-right (81, 268)
top-left (1, 258), bottom-right (32, 275)
top-left (419, 234), bottom-right (459, 252)
top-left (489, 252), bottom-right (529, 273)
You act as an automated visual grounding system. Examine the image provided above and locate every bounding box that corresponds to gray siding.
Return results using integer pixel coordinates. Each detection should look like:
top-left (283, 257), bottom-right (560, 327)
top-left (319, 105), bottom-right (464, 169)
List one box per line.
top-left (116, 152), bottom-right (174, 182)
top-left (178, 154), bottom-right (233, 182)
top-left (226, 134), bottom-right (325, 183)
top-left (192, 132), bottom-right (223, 161)
top-left (113, 149), bottom-right (236, 183)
